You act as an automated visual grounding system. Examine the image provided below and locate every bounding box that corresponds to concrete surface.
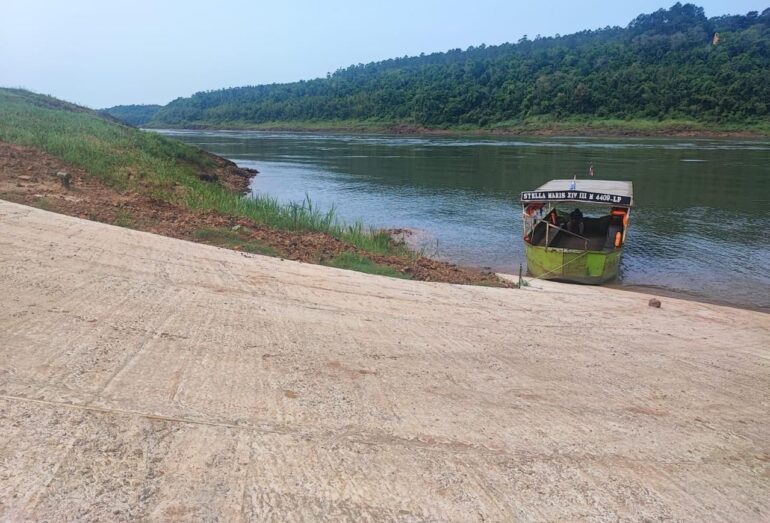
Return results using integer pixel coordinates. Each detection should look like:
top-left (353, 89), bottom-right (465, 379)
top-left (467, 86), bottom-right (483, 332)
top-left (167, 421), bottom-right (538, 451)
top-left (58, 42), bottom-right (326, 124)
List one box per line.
top-left (1, 200), bottom-right (768, 521)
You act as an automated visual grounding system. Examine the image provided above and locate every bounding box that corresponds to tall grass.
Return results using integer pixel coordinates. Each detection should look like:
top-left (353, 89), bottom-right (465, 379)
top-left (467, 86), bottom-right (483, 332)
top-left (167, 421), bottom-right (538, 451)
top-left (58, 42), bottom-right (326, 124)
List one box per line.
top-left (186, 187), bottom-right (401, 255)
top-left (0, 89), bottom-right (216, 191)
top-left (0, 88), bottom-right (407, 256)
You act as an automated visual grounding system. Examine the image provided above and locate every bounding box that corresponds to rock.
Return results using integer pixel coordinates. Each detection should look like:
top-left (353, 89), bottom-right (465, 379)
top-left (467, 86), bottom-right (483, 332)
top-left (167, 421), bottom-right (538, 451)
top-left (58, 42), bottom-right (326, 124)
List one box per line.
top-left (56, 171), bottom-right (71, 189)
top-left (648, 298), bottom-right (661, 308)
top-left (17, 175), bottom-right (32, 181)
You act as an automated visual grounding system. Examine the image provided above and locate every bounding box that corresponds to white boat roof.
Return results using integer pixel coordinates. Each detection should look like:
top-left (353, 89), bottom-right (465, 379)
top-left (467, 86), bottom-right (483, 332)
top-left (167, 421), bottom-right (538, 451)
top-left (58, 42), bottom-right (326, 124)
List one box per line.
top-left (521, 179), bottom-right (634, 207)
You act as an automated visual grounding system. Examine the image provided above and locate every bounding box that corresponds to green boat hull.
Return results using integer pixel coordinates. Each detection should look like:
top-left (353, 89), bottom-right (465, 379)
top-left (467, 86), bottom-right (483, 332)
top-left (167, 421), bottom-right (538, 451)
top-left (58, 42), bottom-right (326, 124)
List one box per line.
top-left (525, 244), bottom-right (621, 284)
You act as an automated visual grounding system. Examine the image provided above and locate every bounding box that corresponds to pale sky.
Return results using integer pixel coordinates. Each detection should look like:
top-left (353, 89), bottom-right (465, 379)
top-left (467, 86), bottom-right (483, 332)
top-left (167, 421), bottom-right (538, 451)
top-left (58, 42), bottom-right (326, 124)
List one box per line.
top-left (0, 1), bottom-right (765, 108)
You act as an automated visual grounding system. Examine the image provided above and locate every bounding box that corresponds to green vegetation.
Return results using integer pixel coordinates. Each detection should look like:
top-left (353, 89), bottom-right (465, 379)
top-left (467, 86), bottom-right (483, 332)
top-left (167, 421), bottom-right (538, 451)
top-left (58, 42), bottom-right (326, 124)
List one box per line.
top-left (113, 208), bottom-right (135, 228)
top-left (99, 104), bottom-right (162, 127)
top-left (105, 4), bottom-right (770, 134)
top-left (0, 88), bottom-right (405, 256)
top-left (193, 228), bottom-right (278, 256)
top-left (183, 192), bottom-right (402, 256)
top-left (32, 196), bottom-right (49, 210)
top-left (324, 252), bottom-right (410, 279)
top-left (151, 116), bottom-right (770, 136)
top-left (0, 88), bottom-right (217, 191)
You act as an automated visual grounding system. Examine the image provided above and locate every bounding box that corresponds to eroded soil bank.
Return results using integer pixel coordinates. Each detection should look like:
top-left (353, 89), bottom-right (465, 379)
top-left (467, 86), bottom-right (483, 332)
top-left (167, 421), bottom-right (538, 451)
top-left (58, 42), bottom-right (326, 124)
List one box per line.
top-left (0, 141), bottom-right (505, 286)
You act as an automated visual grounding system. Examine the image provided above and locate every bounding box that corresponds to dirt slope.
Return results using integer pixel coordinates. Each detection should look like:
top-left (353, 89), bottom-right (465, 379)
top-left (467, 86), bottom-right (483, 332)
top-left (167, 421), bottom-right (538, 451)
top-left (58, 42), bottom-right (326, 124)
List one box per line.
top-left (1, 200), bottom-right (768, 521)
top-left (0, 141), bottom-right (503, 286)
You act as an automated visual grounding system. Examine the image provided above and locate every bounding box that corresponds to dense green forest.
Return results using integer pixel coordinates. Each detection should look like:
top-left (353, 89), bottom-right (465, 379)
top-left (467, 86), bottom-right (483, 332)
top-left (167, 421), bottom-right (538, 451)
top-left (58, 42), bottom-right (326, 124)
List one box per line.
top-left (99, 104), bottom-right (161, 126)
top-left (105, 4), bottom-right (770, 131)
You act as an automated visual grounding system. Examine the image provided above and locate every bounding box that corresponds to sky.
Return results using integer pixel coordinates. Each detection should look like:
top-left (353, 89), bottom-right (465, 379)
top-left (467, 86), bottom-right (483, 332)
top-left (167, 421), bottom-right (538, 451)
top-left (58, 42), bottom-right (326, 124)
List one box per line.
top-left (1, 1), bottom-right (766, 108)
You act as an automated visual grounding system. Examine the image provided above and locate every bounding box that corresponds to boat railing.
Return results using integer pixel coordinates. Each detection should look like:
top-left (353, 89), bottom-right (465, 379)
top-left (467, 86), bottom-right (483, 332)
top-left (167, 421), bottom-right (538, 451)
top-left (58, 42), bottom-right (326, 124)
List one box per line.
top-left (540, 219), bottom-right (590, 250)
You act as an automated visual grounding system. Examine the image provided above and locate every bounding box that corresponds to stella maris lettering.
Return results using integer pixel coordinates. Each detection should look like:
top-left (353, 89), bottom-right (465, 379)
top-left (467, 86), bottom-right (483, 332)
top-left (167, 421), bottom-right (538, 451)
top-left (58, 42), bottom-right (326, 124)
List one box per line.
top-left (522, 191), bottom-right (546, 200)
top-left (521, 191), bottom-right (629, 205)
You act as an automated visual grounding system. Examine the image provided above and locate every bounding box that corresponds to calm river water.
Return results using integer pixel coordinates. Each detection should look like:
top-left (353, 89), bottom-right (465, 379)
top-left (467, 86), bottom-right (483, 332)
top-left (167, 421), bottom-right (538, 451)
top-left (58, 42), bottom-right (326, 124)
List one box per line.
top-left (159, 130), bottom-right (770, 310)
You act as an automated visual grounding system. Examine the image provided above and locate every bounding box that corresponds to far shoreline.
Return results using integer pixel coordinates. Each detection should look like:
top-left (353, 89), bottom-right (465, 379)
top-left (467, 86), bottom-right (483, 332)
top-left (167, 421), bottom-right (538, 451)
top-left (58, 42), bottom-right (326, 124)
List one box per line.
top-left (148, 120), bottom-right (770, 140)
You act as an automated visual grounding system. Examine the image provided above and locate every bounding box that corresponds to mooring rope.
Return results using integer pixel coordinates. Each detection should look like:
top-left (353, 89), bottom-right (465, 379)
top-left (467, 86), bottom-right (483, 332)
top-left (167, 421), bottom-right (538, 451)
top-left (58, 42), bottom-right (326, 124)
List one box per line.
top-left (517, 250), bottom-right (590, 287)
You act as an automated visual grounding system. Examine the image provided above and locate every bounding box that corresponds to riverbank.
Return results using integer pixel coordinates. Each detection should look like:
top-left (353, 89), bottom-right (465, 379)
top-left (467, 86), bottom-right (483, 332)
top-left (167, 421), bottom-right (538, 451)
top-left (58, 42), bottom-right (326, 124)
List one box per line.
top-left (0, 88), bottom-right (506, 286)
top-left (2, 199), bottom-right (768, 520)
top-left (147, 117), bottom-right (770, 139)
top-left (0, 141), bottom-right (502, 286)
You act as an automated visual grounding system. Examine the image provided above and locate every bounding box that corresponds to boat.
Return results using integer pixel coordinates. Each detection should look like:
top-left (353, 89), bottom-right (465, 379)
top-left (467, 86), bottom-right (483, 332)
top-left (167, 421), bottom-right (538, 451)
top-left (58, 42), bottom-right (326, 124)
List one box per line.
top-left (520, 179), bottom-right (633, 284)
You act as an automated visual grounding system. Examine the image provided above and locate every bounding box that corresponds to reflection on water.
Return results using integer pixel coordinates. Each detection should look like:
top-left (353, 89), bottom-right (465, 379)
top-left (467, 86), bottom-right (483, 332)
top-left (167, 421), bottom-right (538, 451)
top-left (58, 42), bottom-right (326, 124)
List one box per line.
top-left (158, 130), bottom-right (770, 310)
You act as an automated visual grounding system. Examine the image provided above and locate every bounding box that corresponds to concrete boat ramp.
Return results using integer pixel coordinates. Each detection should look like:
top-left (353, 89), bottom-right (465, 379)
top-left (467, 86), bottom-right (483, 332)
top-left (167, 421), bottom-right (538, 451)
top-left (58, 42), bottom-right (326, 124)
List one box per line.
top-left (1, 200), bottom-right (768, 521)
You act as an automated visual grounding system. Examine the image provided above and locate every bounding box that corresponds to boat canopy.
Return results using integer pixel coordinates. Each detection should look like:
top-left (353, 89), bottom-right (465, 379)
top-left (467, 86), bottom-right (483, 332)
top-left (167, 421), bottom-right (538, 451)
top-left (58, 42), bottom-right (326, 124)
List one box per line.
top-left (521, 179), bottom-right (633, 207)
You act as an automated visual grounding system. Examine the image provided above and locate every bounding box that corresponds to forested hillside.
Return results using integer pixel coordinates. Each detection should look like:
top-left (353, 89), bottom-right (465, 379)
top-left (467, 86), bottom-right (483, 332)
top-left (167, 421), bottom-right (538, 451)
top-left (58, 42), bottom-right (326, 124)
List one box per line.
top-left (106, 4), bottom-right (770, 131)
top-left (99, 104), bottom-right (161, 126)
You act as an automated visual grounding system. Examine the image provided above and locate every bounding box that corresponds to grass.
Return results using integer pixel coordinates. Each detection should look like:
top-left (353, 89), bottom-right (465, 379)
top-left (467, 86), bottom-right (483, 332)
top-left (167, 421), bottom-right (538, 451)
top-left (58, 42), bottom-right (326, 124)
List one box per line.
top-left (0, 89), bottom-right (215, 192)
top-left (0, 87), bottom-right (408, 257)
top-left (32, 196), bottom-right (49, 210)
top-left (113, 209), bottom-right (134, 228)
top-left (323, 252), bottom-right (410, 279)
top-left (193, 228), bottom-right (278, 257)
top-left (184, 189), bottom-right (406, 256)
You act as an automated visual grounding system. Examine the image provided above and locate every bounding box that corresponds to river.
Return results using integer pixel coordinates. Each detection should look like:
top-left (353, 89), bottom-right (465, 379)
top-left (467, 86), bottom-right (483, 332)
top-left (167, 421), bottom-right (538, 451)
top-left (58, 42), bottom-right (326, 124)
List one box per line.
top-left (158, 130), bottom-right (770, 310)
